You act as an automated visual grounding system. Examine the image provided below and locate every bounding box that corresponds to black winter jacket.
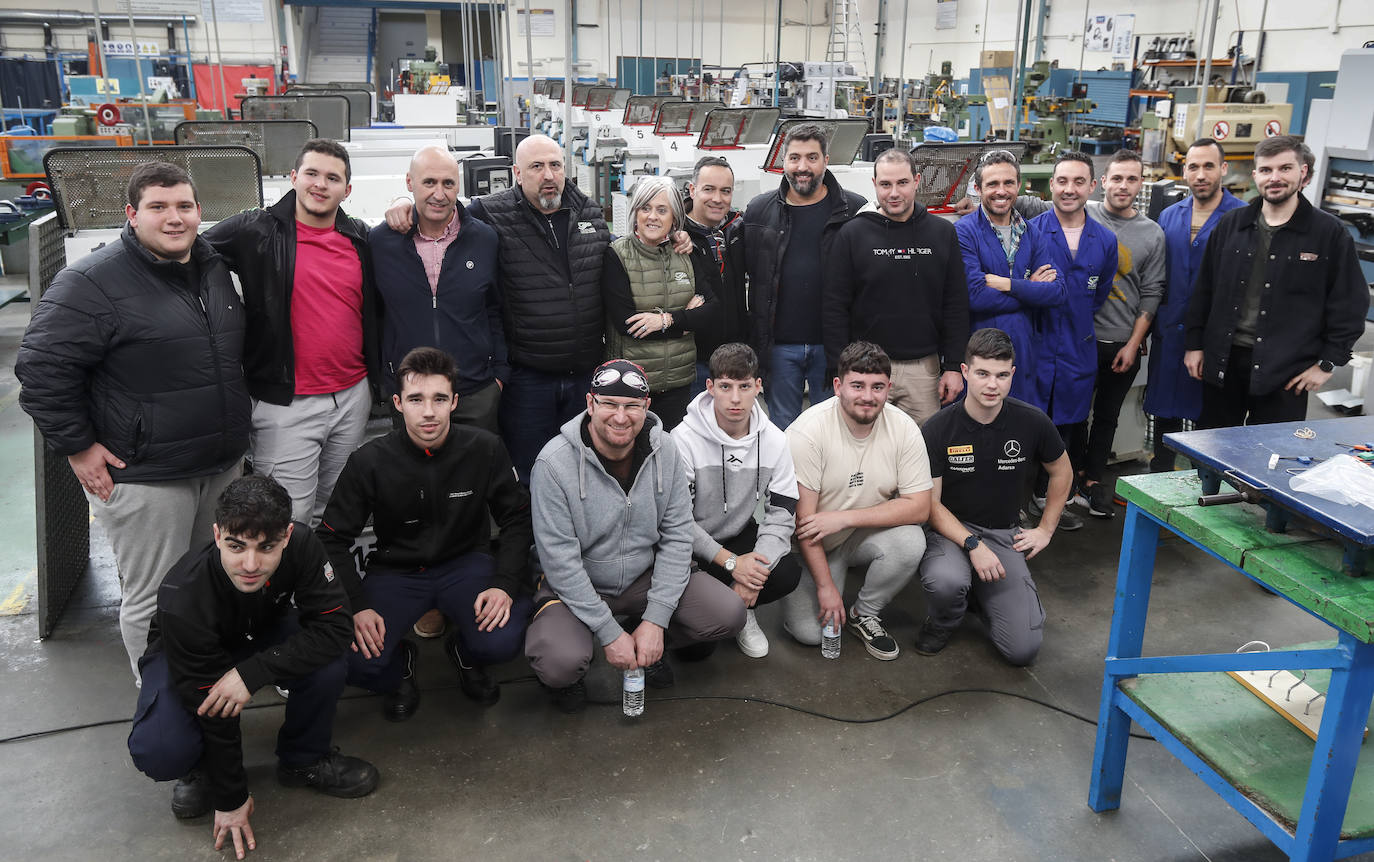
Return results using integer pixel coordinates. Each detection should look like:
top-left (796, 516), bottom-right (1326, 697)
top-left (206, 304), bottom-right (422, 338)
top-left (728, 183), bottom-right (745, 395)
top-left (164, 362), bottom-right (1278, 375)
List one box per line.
top-left (317, 426), bottom-right (533, 609)
top-left (684, 210), bottom-right (749, 359)
top-left (203, 191), bottom-right (381, 405)
top-left (822, 205), bottom-right (970, 373)
top-left (467, 183), bottom-right (612, 374)
top-left (16, 227), bottom-right (249, 482)
top-left (742, 172), bottom-right (868, 370)
top-left (146, 527), bottom-right (351, 812)
top-left (367, 201), bottom-right (509, 397)
top-left (1184, 194), bottom-right (1369, 394)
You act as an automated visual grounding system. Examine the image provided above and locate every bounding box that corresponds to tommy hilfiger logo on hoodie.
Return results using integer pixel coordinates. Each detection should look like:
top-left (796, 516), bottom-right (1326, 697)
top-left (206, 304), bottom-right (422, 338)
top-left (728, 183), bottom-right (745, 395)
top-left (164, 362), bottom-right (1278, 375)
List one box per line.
top-left (873, 247), bottom-right (933, 259)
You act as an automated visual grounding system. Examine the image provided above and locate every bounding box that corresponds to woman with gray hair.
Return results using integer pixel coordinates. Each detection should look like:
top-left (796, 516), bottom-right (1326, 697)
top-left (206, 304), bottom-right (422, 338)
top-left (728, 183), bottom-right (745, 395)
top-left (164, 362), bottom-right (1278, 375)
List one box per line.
top-left (601, 176), bottom-right (719, 429)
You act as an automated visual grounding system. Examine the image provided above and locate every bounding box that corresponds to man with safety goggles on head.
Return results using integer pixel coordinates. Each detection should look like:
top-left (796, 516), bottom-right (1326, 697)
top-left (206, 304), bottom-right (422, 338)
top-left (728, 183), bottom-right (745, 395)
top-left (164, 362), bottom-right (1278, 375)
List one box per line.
top-left (524, 359), bottom-right (746, 713)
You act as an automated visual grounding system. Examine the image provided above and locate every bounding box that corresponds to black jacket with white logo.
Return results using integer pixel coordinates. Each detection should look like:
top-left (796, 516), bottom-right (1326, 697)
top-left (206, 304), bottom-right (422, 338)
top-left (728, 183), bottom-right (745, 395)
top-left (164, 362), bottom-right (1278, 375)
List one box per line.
top-left (822, 204), bottom-right (969, 373)
top-left (317, 426), bottom-right (533, 609)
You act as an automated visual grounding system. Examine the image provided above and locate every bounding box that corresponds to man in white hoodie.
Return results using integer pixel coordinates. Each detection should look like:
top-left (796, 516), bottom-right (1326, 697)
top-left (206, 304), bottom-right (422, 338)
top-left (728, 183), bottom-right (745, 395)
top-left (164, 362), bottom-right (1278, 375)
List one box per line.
top-left (673, 344), bottom-right (800, 658)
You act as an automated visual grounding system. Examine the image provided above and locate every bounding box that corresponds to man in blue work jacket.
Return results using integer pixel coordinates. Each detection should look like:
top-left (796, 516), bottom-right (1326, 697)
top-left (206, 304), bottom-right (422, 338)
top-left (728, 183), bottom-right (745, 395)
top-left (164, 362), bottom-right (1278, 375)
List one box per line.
top-left (954, 149), bottom-right (1065, 408)
top-left (1027, 151), bottom-right (1117, 528)
top-left (1145, 138), bottom-right (1245, 471)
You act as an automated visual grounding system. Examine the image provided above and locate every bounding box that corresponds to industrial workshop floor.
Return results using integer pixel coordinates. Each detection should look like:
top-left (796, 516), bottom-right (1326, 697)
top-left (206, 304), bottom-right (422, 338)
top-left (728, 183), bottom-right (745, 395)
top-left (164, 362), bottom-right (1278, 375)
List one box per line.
top-left (3, 283), bottom-right (1374, 862)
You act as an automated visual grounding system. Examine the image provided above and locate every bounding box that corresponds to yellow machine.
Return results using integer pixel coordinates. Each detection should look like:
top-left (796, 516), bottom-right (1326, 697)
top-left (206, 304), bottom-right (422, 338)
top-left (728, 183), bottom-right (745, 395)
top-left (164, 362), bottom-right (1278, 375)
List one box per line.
top-left (1168, 86), bottom-right (1294, 159)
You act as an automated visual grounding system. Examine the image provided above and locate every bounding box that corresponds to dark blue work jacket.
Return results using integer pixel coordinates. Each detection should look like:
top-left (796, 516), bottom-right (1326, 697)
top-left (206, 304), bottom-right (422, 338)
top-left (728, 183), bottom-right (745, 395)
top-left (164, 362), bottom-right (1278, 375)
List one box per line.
top-left (1030, 210), bottom-right (1118, 425)
top-left (1143, 190), bottom-right (1246, 419)
top-left (955, 207), bottom-right (1066, 408)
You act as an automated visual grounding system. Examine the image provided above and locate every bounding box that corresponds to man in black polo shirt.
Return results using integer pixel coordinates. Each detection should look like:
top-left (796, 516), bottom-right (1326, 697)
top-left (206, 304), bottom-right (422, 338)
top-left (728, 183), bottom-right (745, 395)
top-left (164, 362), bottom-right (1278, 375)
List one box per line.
top-left (915, 328), bottom-right (1072, 665)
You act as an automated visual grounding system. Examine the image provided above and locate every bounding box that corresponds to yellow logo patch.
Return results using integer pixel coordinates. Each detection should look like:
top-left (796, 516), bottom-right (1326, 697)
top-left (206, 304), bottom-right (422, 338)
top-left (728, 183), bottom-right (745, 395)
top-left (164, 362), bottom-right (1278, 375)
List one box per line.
top-left (947, 444), bottom-right (973, 455)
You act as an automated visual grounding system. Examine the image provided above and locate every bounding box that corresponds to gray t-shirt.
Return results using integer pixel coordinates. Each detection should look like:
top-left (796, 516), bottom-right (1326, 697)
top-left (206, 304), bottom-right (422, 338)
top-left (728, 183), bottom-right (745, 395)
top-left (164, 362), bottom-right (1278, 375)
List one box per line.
top-left (1085, 202), bottom-right (1167, 343)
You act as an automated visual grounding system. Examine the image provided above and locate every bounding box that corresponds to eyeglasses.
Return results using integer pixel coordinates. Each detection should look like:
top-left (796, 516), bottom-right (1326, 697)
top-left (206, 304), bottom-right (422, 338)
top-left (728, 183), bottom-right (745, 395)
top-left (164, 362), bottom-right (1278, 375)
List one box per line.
top-left (591, 366), bottom-right (650, 393)
top-left (591, 395), bottom-right (647, 416)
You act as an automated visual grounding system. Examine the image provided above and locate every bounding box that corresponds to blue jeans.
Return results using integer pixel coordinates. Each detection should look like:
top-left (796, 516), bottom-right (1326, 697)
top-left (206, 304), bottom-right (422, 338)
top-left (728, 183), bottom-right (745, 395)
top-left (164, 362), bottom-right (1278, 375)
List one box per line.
top-left (691, 361), bottom-right (710, 397)
top-left (346, 551), bottom-right (532, 693)
top-left (766, 343), bottom-right (831, 430)
top-left (499, 364), bottom-right (594, 484)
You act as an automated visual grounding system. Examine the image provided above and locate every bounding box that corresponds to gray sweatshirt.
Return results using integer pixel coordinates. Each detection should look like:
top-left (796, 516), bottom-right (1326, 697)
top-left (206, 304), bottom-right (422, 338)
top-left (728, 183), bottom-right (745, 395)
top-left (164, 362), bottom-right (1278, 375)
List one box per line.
top-left (672, 391), bottom-right (799, 569)
top-left (1013, 195), bottom-right (1166, 342)
top-left (530, 412), bottom-right (695, 645)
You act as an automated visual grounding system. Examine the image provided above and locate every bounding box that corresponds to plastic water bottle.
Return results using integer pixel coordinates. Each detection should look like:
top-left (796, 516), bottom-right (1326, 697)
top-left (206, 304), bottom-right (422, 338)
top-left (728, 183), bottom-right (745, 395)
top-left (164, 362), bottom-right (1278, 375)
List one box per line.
top-left (623, 667), bottom-right (646, 717)
top-left (821, 622), bottom-right (841, 659)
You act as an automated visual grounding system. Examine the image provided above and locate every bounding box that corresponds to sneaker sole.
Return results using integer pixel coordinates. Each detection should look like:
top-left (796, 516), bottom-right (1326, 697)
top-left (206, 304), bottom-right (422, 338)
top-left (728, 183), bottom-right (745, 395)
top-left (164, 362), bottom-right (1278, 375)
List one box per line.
top-left (1088, 508), bottom-right (1115, 519)
top-left (862, 641), bottom-right (900, 661)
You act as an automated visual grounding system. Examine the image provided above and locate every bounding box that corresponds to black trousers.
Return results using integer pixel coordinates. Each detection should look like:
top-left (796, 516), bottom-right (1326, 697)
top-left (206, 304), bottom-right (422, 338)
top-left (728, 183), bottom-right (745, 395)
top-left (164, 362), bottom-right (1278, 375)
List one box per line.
top-left (1077, 340), bottom-right (1138, 483)
top-left (697, 519), bottom-right (802, 607)
top-left (1150, 416), bottom-right (1185, 473)
top-left (1198, 345), bottom-right (1307, 431)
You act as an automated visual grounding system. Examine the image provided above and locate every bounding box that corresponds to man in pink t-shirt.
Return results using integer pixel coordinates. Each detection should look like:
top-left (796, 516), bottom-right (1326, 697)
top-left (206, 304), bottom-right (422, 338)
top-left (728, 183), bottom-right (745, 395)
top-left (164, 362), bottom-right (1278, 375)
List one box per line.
top-left (206, 139), bottom-right (380, 525)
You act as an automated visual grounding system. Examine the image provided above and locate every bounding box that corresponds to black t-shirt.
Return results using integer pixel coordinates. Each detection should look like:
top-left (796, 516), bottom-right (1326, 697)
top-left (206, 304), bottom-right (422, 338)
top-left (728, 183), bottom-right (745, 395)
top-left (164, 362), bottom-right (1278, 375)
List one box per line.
top-left (773, 196), bottom-right (832, 344)
top-left (923, 397), bottom-right (1064, 528)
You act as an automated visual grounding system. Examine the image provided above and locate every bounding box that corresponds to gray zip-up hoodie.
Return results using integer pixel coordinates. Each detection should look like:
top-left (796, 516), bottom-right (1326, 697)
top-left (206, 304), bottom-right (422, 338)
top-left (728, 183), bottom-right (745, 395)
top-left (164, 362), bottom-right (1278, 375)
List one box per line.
top-left (530, 411), bottom-right (695, 645)
top-left (672, 391), bottom-right (799, 570)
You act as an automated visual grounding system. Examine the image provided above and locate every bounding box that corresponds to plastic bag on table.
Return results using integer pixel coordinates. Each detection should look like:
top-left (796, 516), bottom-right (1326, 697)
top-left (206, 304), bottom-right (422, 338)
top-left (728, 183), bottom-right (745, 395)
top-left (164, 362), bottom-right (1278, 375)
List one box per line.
top-left (1288, 453), bottom-right (1374, 507)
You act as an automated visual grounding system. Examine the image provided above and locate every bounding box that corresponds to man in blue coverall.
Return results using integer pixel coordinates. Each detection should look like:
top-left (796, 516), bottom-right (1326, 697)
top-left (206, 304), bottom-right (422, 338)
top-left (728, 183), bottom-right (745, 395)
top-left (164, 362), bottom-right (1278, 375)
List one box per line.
top-left (955, 149), bottom-right (1064, 408)
top-left (1145, 138), bottom-right (1245, 471)
top-left (1026, 151), bottom-right (1117, 527)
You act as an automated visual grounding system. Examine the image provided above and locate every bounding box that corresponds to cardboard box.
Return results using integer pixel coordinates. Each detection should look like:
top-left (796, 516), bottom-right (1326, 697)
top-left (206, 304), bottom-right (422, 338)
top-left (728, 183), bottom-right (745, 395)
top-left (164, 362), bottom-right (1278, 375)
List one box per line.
top-left (980, 50), bottom-right (1014, 68)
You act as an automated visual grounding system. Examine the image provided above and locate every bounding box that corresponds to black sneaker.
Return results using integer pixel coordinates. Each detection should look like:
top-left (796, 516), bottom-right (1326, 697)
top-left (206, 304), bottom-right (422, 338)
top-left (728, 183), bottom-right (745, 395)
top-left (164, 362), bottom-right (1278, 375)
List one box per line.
top-left (847, 612), bottom-right (900, 660)
top-left (914, 619), bottom-right (955, 656)
top-left (277, 748), bottom-right (379, 798)
top-left (645, 658), bottom-right (675, 688)
top-left (445, 634), bottom-right (499, 705)
top-left (170, 768), bottom-right (210, 819)
top-left (548, 679), bottom-right (587, 713)
top-left (671, 641), bottom-right (717, 662)
top-left (383, 640), bottom-right (420, 722)
top-left (1085, 482), bottom-right (1115, 519)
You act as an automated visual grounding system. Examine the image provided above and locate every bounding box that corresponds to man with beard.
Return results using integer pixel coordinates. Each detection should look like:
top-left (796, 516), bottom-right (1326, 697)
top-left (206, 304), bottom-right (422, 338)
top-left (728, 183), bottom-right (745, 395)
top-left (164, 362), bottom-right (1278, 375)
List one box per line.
top-left (954, 150), bottom-right (1064, 409)
top-left (743, 124), bottom-right (867, 429)
top-left (1184, 135), bottom-right (1366, 428)
top-left (1145, 138), bottom-right (1245, 470)
top-left (205, 139), bottom-right (380, 526)
top-left (781, 342), bottom-right (932, 660)
top-left (823, 148), bottom-right (969, 426)
top-left (685, 156), bottom-right (748, 395)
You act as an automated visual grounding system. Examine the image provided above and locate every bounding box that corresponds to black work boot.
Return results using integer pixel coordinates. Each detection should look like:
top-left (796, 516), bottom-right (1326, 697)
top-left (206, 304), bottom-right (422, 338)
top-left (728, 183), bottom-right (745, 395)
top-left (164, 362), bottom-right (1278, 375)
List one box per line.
top-left (170, 768), bottom-right (211, 819)
top-left (446, 634), bottom-right (499, 705)
top-left (383, 640), bottom-right (420, 722)
top-left (277, 748), bottom-right (380, 798)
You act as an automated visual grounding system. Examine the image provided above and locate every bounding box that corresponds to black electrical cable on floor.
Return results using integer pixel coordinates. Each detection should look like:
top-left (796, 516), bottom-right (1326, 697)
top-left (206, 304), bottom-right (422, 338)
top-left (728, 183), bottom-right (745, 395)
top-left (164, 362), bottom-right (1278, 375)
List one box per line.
top-left (0, 675), bottom-right (1155, 745)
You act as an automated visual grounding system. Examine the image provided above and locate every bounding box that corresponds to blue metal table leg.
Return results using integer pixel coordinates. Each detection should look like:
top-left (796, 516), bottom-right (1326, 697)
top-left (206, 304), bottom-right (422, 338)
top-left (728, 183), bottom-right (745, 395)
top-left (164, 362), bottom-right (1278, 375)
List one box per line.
top-left (1090, 502), bottom-right (1161, 812)
top-left (1290, 636), bottom-right (1374, 862)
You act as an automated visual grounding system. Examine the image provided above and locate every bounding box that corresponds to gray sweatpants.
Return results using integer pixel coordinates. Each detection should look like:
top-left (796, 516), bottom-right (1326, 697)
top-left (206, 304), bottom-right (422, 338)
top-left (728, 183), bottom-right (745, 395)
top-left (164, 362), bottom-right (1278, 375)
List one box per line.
top-left (919, 525), bottom-right (1045, 666)
top-left (85, 462), bottom-right (242, 682)
top-left (782, 524), bottom-right (926, 645)
top-left (250, 377), bottom-right (371, 526)
top-left (526, 568), bottom-right (746, 689)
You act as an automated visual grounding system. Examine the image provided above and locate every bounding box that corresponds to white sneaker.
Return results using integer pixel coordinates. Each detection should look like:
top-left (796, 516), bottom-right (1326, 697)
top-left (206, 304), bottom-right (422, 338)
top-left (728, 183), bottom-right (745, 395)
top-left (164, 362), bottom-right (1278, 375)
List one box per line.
top-left (736, 609), bottom-right (769, 658)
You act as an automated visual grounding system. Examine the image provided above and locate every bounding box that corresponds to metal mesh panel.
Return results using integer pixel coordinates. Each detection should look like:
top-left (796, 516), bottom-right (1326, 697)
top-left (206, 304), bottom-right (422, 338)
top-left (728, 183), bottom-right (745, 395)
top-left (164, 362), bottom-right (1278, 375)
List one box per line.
top-left (286, 89), bottom-right (371, 127)
top-left (241, 95), bottom-right (350, 141)
top-left (908, 142), bottom-right (1028, 209)
top-left (29, 213), bottom-right (91, 639)
top-left (174, 120), bottom-right (318, 175)
top-left (762, 118), bottom-right (868, 170)
top-left (44, 146), bottom-right (263, 231)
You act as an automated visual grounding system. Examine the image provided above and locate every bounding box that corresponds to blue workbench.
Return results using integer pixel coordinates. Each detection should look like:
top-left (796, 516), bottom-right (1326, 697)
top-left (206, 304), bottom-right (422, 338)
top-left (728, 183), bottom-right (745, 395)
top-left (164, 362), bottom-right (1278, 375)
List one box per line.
top-left (1090, 417), bottom-right (1374, 861)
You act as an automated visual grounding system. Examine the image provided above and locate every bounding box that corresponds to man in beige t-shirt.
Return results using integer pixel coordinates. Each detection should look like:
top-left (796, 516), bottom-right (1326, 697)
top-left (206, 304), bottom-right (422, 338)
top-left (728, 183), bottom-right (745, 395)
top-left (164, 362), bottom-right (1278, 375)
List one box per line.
top-left (783, 341), bottom-right (932, 660)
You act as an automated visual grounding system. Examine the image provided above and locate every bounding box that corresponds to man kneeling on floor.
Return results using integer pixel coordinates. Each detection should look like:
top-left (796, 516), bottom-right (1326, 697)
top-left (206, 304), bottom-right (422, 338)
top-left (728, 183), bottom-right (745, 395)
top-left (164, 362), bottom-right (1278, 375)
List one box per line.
top-left (782, 341), bottom-right (932, 660)
top-left (916, 328), bottom-right (1072, 665)
top-left (673, 342), bottom-right (801, 658)
top-left (128, 474), bottom-right (377, 859)
top-left (318, 347), bottom-right (533, 721)
top-left (526, 359), bottom-right (746, 712)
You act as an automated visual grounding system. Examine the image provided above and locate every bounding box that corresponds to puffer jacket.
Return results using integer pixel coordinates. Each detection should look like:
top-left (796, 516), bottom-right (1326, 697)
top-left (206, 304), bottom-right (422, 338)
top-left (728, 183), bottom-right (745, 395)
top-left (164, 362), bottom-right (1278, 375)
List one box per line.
top-left (16, 226), bottom-right (249, 482)
top-left (467, 182), bottom-right (612, 375)
top-left (203, 190), bottom-right (380, 406)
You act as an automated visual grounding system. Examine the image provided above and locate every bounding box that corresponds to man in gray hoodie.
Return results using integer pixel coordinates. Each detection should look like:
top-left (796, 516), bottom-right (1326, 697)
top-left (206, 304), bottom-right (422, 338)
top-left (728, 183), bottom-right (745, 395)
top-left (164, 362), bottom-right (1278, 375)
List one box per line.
top-left (526, 359), bottom-right (747, 712)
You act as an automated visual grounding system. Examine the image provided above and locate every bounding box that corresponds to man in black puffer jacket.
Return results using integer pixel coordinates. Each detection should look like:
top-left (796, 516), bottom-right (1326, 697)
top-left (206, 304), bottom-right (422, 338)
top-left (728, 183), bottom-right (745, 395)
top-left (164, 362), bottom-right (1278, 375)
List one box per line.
top-left (16, 162), bottom-right (250, 682)
top-left (684, 155), bottom-right (749, 395)
top-left (463, 134), bottom-right (611, 482)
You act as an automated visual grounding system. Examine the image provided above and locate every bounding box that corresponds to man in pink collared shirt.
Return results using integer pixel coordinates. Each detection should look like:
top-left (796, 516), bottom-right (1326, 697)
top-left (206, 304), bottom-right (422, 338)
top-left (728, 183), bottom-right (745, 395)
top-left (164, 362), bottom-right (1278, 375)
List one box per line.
top-left (369, 145), bottom-right (507, 435)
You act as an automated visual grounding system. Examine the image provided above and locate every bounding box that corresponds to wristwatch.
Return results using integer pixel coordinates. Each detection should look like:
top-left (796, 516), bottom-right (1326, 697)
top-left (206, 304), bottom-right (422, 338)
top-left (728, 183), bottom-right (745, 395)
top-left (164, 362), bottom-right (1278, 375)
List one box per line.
top-left (963, 535), bottom-right (981, 552)
top-left (1319, 359), bottom-right (1335, 373)
top-left (723, 555), bottom-right (738, 573)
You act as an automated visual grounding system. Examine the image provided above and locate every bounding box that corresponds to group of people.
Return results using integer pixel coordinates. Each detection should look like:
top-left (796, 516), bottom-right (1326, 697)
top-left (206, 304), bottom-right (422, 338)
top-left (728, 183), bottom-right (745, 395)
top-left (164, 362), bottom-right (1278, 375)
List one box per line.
top-left (14, 120), bottom-right (1366, 858)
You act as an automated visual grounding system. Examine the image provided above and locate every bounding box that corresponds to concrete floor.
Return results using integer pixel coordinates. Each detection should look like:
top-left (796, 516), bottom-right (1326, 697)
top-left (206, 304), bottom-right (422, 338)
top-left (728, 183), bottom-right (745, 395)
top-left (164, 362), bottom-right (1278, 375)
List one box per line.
top-left (3, 286), bottom-right (1374, 861)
